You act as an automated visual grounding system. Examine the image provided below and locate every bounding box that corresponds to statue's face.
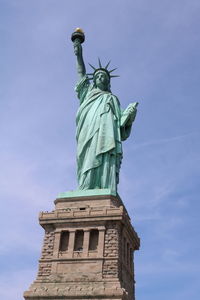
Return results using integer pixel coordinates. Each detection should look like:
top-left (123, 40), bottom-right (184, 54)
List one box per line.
top-left (94, 72), bottom-right (110, 91)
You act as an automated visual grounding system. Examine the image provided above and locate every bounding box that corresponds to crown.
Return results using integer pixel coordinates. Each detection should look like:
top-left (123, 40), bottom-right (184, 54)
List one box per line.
top-left (86, 58), bottom-right (119, 81)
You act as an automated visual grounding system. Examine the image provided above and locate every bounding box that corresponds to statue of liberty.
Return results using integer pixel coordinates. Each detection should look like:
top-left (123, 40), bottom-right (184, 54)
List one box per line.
top-left (72, 29), bottom-right (138, 195)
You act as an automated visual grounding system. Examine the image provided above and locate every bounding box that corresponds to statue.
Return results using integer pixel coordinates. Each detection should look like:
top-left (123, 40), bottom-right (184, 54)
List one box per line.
top-left (71, 29), bottom-right (138, 195)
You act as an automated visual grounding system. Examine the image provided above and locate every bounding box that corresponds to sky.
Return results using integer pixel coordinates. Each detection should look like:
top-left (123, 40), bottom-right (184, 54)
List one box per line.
top-left (0, 0), bottom-right (200, 299)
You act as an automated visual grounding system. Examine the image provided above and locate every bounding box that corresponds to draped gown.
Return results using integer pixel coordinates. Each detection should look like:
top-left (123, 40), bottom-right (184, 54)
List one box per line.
top-left (75, 75), bottom-right (133, 194)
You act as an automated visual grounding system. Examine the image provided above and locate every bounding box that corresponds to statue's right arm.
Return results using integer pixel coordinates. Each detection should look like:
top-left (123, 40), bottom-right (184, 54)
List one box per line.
top-left (74, 40), bottom-right (86, 79)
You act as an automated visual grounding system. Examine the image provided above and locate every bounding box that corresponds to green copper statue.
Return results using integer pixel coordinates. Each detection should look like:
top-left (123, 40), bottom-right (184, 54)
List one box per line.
top-left (72, 29), bottom-right (138, 194)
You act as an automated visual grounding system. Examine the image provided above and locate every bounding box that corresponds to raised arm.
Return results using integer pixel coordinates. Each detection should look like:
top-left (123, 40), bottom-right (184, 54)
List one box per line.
top-left (74, 39), bottom-right (86, 79)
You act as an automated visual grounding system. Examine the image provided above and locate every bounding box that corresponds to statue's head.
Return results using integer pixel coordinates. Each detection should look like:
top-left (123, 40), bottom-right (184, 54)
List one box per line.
top-left (87, 59), bottom-right (119, 92)
top-left (93, 70), bottom-right (110, 91)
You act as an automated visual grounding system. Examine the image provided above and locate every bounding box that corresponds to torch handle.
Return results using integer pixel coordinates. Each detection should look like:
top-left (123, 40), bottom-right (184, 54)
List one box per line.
top-left (73, 38), bottom-right (82, 57)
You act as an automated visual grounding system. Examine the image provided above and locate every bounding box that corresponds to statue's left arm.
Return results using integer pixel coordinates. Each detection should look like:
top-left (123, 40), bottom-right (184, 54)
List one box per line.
top-left (120, 102), bottom-right (138, 141)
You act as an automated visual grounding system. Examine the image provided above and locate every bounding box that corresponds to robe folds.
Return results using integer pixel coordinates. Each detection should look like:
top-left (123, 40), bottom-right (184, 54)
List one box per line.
top-left (75, 75), bottom-right (132, 194)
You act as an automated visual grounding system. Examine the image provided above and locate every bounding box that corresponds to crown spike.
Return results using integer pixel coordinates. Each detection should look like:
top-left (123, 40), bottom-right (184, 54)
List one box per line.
top-left (98, 58), bottom-right (102, 68)
top-left (88, 63), bottom-right (96, 70)
top-left (109, 68), bottom-right (117, 73)
top-left (88, 60), bottom-right (119, 79)
top-left (105, 60), bottom-right (111, 70)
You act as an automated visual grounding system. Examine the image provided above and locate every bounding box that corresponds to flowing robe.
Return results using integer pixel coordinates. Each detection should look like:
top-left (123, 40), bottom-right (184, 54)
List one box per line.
top-left (75, 75), bottom-right (133, 194)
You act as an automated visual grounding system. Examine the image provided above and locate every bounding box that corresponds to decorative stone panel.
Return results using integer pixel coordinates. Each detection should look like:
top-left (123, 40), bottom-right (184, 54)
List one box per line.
top-left (103, 222), bottom-right (120, 278)
top-left (37, 262), bottom-right (52, 279)
top-left (102, 259), bottom-right (118, 277)
top-left (103, 222), bottom-right (119, 258)
top-left (36, 230), bottom-right (55, 280)
top-left (41, 230), bottom-right (55, 259)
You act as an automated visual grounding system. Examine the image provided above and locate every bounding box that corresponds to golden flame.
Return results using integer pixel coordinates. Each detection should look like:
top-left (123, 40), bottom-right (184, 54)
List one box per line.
top-left (75, 28), bottom-right (84, 33)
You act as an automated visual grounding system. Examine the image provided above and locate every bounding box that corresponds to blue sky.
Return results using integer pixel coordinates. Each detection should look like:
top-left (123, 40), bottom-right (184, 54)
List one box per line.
top-left (1, 0), bottom-right (200, 299)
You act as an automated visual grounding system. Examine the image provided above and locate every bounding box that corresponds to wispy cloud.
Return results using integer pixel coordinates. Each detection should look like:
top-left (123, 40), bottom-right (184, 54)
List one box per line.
top-left (131, 131), bottom-right (199, 150)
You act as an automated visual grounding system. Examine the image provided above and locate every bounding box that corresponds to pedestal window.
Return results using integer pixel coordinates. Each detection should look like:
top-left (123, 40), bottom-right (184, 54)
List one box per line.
top-left (89, 229), bottom-right (99, 251)
top-left (74, 230), bottom-right (84, 251)
top-left (59, 231), bottom-right (69, 251)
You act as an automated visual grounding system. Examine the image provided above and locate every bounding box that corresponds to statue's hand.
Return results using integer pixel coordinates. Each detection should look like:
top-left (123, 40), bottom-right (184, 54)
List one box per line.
top-left (126, 105), bottom-right (137, 125)
top-left (74, 39), bottom-right (82, 57)
top-left (128, 105), bottom-right (137, 115)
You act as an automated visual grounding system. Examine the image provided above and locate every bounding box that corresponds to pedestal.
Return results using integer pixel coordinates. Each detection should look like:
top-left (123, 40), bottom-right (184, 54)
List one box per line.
top-left (24, 190), bottom-right (140, 300)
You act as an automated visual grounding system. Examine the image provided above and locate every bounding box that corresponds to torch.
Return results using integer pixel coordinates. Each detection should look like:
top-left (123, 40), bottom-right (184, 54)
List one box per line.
top-left (71, 28), bottom-right (85, 53)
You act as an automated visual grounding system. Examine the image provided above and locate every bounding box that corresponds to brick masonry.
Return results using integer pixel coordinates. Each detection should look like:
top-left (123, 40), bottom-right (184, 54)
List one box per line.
top-left (103, 222), bottom-right (119, 277)
top-left (37, 230), bottom-right (55, 280)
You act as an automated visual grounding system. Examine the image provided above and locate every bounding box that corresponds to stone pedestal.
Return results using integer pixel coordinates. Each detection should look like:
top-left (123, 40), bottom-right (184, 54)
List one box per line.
top-left (24, 190), bottom-right (140, 300)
